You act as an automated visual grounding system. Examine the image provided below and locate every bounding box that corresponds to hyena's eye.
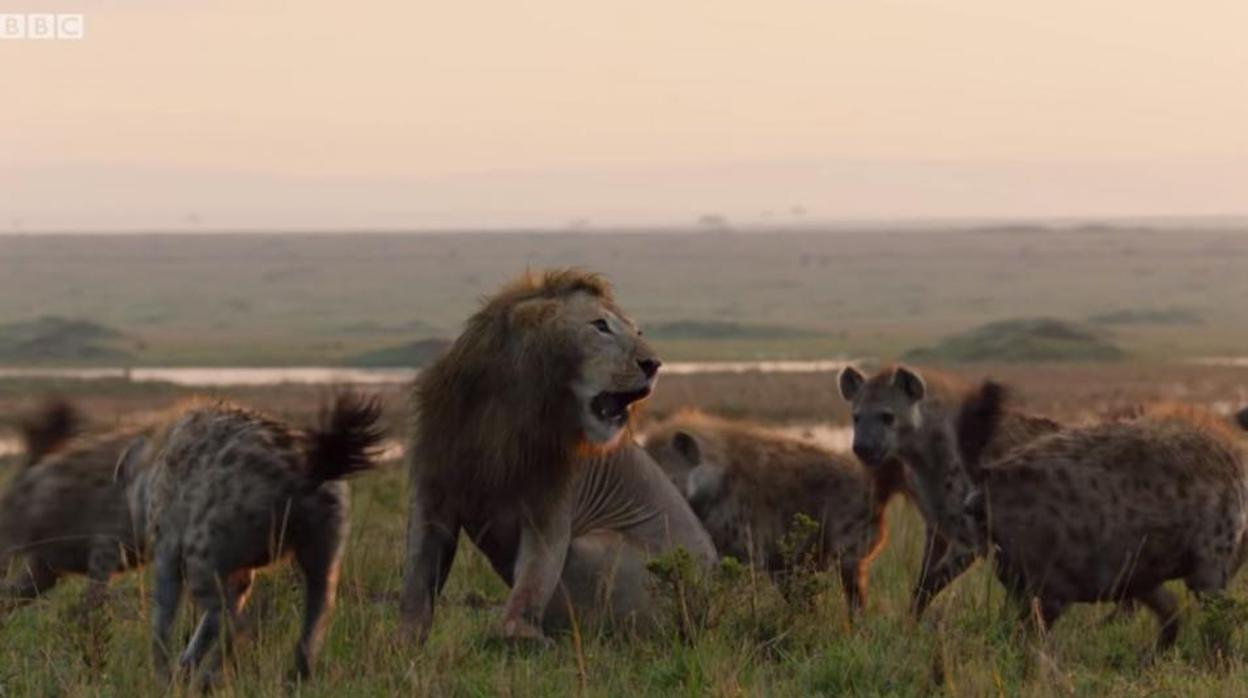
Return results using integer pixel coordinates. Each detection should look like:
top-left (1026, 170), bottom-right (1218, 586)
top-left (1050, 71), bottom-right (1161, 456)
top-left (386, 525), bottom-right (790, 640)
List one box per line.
top-left (880, 412), bottom-right (896, 426)
top-left (591, 319), bottom-right (613, 335)
top-left (852, 413), bottom-right (862, 424)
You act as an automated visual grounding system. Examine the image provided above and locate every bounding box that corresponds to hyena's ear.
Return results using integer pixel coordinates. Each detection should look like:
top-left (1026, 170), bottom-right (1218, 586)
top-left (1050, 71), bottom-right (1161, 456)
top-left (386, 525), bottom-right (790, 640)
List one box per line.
top-left (685, 462), bottom-right (725, 509)
top-left (838, 366), bottom-right (866, 401)
top-left (893, 366), bottom-right (927, 402)
top-left (113, 436), bottom-right (149, 484)
top-left (672, 431), bottom-right (702, 465)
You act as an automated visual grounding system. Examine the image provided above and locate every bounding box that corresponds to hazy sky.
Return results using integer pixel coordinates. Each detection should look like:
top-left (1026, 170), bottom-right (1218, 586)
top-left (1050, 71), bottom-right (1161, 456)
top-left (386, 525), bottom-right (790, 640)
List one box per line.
top-left (2, 0), bottom-right (1246, 231)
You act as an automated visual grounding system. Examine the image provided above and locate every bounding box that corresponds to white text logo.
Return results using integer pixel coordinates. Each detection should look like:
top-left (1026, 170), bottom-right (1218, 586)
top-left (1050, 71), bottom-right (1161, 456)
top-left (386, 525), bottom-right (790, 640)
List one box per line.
top-left (0, 14), bottom-right (86, 40)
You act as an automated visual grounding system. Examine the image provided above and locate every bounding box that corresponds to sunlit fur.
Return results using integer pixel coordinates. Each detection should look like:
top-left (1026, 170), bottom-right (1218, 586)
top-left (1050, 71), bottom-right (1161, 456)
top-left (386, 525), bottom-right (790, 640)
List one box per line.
top-left (411, 268), bottom-right (659, 519)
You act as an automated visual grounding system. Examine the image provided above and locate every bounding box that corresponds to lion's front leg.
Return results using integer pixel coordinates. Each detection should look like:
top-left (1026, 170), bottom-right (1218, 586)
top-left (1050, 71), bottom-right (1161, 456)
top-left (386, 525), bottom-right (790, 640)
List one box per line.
top-left (399, 487), bottom-right (460, 644)
top-left (500, 503), bottom-right (572, 643)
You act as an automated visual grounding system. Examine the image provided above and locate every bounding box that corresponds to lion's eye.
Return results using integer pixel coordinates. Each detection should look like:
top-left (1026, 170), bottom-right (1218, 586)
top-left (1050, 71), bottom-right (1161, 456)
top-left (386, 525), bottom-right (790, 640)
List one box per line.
top-left (591, 319), bottom-right (613, 334)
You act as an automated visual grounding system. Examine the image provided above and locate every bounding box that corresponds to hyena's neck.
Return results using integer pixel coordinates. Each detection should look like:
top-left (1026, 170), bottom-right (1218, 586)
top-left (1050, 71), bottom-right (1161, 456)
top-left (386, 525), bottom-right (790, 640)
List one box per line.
top-left (899, 403), bottom-right (976, 537)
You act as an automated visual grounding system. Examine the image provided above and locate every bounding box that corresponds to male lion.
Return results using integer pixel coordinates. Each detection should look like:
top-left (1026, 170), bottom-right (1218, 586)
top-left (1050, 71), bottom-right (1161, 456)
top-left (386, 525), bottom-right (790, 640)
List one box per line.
top-left (401, 269), bottom-right (717, 643)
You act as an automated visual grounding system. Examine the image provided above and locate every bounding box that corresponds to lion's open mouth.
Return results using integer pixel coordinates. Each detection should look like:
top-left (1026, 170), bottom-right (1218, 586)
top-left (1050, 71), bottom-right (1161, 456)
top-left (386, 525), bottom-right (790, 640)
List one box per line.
top-left (590, 387), bottom-right (652, 426)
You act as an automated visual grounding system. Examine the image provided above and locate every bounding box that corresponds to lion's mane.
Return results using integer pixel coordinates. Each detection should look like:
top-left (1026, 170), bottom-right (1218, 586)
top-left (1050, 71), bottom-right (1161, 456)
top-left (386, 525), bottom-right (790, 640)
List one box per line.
top-left (411, 269), bottom-right (625, 516)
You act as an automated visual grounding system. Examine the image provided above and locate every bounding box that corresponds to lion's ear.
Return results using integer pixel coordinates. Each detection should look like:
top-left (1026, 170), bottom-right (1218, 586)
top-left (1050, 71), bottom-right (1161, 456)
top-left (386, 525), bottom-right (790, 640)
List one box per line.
top-left (509, 298), bottom-right (559, 327)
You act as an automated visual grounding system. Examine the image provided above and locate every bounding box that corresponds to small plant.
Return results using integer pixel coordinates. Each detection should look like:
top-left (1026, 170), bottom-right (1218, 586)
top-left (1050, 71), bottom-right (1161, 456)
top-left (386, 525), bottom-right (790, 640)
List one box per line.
top-left (646, 549), bottom-right (749, 643)
top-left (59, 598), bottom-right (113, 672)
top-left (775, 513), bottom-right (830, 609)
top-left (1195, 594), bottom-right (1248, 665)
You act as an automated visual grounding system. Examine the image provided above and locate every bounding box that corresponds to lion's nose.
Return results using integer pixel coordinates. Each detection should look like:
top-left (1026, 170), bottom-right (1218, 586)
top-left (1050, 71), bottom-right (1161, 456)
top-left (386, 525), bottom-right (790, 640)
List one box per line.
top-left (638, 358), bottom-right (661, 379)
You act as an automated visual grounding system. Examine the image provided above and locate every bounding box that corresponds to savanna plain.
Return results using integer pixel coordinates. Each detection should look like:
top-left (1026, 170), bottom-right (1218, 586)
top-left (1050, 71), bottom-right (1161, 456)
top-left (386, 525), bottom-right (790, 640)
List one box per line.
top-left (2, 227), bottom-right (1248, 696)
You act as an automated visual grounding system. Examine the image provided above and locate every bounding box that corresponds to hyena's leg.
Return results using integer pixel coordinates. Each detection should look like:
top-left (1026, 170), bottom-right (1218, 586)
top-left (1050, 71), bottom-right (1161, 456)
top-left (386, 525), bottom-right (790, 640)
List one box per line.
top-left (1185, 558), bottom-right (1237, 658)
top-left (228, 568), bottom-right (255, 621)
top-left (180, 555), bottom-right (236, 677)
top-left (292, 508), bottom-right (348, 679)
top-left (844, 516), bottom-right (890, 617)
top-left (399, 488), bottom-right (461, 643)
top-left (186, 568), bottom-right (255, 684)
top-left (1137, 586), bottom-right (1180, 652)
top-left (839, 557), bottom-right (867, 615)
top-left (1014, 594), bottom-right (1066, 637)
top-left (910, 527), bottom-right (950, 615)
top-left (913, 539), bottom-right (975, 617)
top-left (84, 538), bottom-right (124, 610)
top-left (1, 558), bottom-right (60, 609)
top-left (150, 541), bottom-right (184, 681)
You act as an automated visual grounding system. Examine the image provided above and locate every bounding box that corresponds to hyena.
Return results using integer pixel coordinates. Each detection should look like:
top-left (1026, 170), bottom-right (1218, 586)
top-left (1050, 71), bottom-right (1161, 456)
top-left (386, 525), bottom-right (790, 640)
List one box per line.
top-left (644, 409), bottom-right (909, 612)
top-left (0, 401), bottom-right (158, 609)
top-left (957, 385), bottom-right (1248, 650)
top-left (838, 365), bottom-right (1062, 614)
top-left (134, 394), bottom-right (384, 683)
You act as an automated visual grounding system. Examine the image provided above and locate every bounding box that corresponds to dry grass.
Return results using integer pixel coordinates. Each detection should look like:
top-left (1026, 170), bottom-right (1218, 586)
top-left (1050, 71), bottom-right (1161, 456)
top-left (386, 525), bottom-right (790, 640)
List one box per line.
top-left (1, 363), bottom-right (1248, 695)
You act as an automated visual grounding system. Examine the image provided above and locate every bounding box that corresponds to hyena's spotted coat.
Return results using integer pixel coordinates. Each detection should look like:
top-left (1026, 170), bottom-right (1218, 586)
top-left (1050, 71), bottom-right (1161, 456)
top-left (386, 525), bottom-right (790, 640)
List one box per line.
top-left (958, 387), bottom-right (1248, 650)
top-left (644, 410), bottom-right (908, 612)
top-left (0, 401), bottom-right (158, 610)
top-left (136, 395), bottom-right (384, 683)
top-left (838, 365), bottom-right (1062, 614)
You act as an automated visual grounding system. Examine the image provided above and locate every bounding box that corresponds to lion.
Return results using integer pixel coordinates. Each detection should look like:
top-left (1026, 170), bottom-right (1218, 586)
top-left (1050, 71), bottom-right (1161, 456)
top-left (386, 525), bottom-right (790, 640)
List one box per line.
top-left (643, 409), bottom-right (908, 612)
top-left (400, 269), bottom-right (717, 643)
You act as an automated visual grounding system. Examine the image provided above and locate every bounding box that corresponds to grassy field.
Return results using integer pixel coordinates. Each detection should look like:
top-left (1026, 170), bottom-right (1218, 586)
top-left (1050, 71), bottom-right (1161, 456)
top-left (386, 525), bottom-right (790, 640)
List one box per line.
top-left (3, 227), bottom-right (1248, 365)
top-left (2, 364), bottom-right (1248, 695)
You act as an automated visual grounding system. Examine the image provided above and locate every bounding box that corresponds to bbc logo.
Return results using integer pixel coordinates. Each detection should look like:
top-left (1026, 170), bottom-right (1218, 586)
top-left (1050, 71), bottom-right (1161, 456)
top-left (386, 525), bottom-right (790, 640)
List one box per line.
top-left (0, 14), bottom-right (86, 40)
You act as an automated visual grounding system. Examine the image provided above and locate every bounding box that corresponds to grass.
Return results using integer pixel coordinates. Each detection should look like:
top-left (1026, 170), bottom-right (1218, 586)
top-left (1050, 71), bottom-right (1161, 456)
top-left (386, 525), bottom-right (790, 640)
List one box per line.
top-left (4, 465), bottom-right (1248, 696)
top-left (2, 365), bottom-right (1248, 695)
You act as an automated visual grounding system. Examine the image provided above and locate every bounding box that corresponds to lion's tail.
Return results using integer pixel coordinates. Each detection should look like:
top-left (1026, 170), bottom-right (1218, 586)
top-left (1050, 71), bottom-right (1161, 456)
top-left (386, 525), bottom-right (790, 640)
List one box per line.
top-left (305, 392), bottom-right (387, 484)
top-left (18, 399), bottom-right (83, 468)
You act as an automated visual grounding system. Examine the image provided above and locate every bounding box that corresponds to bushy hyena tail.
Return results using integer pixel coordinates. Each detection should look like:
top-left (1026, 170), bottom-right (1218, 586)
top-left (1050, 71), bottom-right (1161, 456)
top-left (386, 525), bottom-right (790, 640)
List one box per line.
top-left (305, 392), bottom-right (387, 483)
top-left (18, 399), bottom-right (83, 467)
top-left (955, 380), bottom-right (1009, 478)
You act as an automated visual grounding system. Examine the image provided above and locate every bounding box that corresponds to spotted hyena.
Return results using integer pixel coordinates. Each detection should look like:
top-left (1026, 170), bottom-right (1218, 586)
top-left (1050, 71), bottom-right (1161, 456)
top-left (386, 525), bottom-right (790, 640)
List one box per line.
top-left (644, 409), bottom-right (908, 612)
top-left (957, 385), bottom-right (1248, 650)
top-left (134, 394), bottom-right (384, 683)
top-left (838, 365), bottom-right (1062, 614)
top-left (0, 401), bottom-right (159, 609)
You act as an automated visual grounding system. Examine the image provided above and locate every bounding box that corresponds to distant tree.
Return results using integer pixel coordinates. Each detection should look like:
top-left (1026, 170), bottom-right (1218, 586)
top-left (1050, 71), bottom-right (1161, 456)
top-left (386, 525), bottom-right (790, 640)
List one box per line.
top-left (697, 214), bottom-right (730, 232)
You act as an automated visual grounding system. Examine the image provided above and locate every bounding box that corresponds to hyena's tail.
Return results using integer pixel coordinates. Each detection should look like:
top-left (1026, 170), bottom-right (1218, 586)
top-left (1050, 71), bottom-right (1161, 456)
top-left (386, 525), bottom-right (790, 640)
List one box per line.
top-left (18, 399), bottom-right (83, 467)
top-left (955, 380), bottom-right (1009, 480)
top-left (305, 392), bottom-right (386, 483)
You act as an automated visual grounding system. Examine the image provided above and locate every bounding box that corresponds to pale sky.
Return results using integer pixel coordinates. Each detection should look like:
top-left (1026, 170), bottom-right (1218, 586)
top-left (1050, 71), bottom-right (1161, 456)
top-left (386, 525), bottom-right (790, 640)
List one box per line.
top-left (2, 0), bottom-right (1246, 231)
